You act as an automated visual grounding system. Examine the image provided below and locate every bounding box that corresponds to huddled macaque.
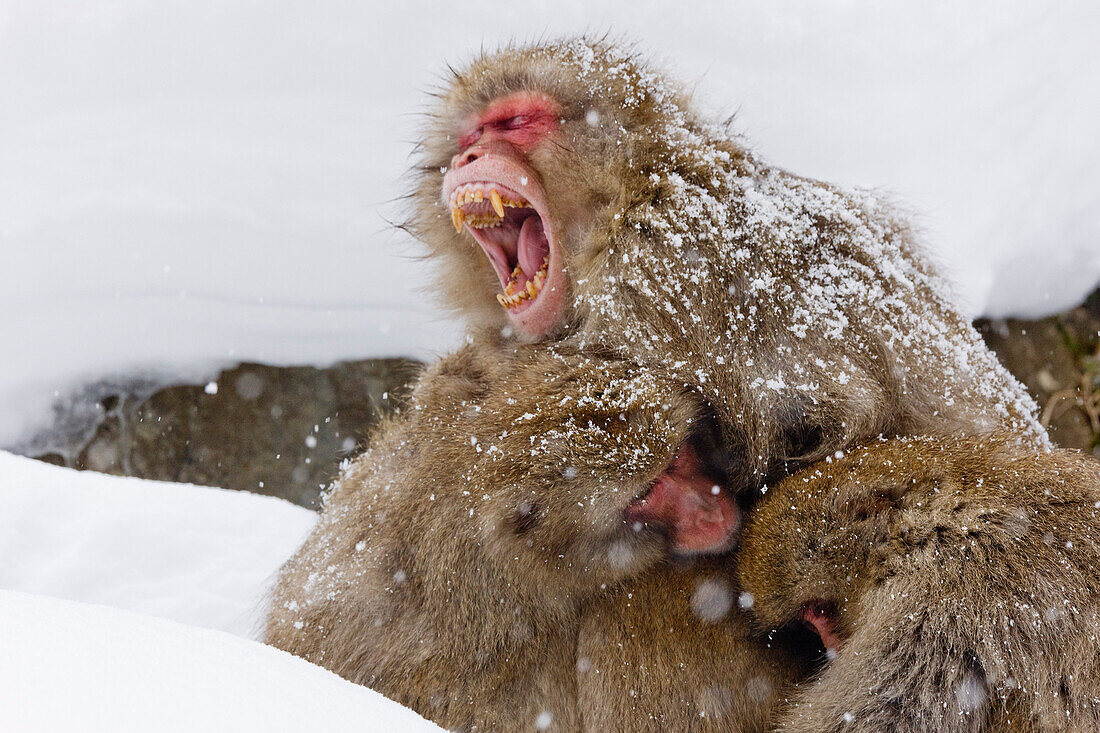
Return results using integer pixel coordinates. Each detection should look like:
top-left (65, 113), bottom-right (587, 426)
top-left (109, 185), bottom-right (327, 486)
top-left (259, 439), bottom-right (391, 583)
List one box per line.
top-left (411, 38), bottom-right (1046, 492)
top-left (266, 344), bottom-right (808, 731)
top-left (739, 435), bottom-right (1100, 732)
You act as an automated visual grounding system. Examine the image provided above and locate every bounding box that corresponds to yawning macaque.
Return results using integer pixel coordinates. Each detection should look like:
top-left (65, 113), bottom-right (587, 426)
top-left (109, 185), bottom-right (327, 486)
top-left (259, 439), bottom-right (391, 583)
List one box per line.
top-left (410, 38), bottom-right (1046, 494)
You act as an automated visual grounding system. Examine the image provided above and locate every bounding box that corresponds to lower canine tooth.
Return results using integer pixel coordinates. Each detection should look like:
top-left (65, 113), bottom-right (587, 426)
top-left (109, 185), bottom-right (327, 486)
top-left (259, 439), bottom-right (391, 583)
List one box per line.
top-left (496, 294), bottom-right (507, 307)
top-left (526, 282), bottom-right (537, 297)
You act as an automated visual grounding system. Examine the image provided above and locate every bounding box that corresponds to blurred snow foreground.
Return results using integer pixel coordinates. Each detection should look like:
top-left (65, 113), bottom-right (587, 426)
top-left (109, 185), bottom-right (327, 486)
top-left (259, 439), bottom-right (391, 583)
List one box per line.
top-left (1, 0), bottom-right (1098, 448)
top-left (0, 451), bottom-right (442, 732)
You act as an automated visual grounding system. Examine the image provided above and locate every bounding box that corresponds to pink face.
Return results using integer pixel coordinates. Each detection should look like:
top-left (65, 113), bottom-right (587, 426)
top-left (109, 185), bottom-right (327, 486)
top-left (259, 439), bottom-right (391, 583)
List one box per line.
top-left (799, 601), bottom-right (844, 655)
top-left (624, 442), bottom-right (742, 556)
top-left (441, 92), bottom-right (570, 338)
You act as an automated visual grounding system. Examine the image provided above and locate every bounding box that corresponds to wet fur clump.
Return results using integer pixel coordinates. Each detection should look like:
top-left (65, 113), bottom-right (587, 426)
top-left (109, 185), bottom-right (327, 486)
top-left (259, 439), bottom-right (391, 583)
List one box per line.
top-left (739, 435), bottom-right (1100, 732)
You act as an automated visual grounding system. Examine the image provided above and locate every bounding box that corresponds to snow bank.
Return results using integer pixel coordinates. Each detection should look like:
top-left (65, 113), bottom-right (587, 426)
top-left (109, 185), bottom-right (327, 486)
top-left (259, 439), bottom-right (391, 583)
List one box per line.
top-left (1, 0), bottom-right (1097, 446)
top-left (0, 590), bottom-right (441, 733)
top-left (0, 451), bottom-right (444, 731)
top-left (0, 450), bottom-right (314, 637)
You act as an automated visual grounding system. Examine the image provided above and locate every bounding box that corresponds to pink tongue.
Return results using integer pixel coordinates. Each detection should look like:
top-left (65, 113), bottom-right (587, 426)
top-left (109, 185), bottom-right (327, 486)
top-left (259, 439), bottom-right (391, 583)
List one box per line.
top-left (517, 216), bottom-right (548, 278)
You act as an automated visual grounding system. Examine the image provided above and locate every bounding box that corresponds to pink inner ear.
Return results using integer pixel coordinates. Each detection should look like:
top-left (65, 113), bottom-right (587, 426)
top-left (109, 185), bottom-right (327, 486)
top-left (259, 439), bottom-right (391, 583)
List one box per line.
top-left (624, 443), bottom-right (741, 555)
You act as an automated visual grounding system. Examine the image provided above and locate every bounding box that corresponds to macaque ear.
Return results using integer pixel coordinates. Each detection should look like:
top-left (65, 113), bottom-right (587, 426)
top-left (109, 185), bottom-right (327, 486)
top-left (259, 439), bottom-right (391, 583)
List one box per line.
top-left (625, 441), bottom-right (742, 556)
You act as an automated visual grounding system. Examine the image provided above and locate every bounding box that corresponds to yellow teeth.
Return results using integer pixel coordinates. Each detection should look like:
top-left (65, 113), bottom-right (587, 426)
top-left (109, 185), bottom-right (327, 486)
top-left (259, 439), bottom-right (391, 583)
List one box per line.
top-left (504, 266), bottom-right (523, 295)
top-left (497, 258), bottom-right (551, 311)
top-left (449, 186), bottom-right (531, 232)
top-left (463, 213), bottom-right (504, 229)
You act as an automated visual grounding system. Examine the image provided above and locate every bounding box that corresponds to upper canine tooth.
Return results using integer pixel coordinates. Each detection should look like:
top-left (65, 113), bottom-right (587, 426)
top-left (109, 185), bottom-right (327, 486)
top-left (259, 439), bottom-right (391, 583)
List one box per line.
top-left (490, 190), bottom-right (505, 218)
top-left (452, 207), bottom-right (465, 233)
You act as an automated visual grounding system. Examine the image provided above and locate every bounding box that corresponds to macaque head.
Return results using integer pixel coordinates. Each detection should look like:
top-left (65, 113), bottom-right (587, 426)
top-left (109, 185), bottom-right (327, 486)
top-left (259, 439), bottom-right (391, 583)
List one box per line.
top-left (737, 448), bottom-right (908, 655)
top-left (412, 39), bottom-right (693, 340)
top-left (440, 90), bottom-right (569, 337)
top-left (468, 351), bottom-right (741, 593)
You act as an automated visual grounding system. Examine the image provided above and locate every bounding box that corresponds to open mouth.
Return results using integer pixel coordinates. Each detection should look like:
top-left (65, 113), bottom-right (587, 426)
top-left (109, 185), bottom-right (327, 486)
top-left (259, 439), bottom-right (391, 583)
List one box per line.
top-left (447, 182), bottom-right (552, 314)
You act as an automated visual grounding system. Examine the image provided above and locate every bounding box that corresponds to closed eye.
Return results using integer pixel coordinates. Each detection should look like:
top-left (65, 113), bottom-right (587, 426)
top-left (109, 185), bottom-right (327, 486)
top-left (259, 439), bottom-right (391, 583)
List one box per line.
top-left (498, 115), bottom-right (530, 130)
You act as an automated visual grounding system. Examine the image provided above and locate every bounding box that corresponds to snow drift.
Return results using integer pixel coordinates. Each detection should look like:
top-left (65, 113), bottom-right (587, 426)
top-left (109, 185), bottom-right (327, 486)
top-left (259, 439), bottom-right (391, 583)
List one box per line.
top-left (0, 450), bottom-right (312, 636)
top-left (0, 590), bottom-right (441, 732)
top-left (0, 451), bottom-right (441, 731)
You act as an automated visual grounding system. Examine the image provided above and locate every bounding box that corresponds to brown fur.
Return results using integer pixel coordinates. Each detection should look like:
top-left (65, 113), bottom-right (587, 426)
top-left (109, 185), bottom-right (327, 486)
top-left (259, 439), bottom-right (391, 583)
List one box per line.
top-left (738, 436), bottom-right (1100, 732)
top-left (267, 40), bottom-right (1063, 730)
top-left (265, 343), bottom-right (769, 730)
top-left (578, 557), bottom-right (812, 732)
top-left (411, 38), bottom-right (1046, 492)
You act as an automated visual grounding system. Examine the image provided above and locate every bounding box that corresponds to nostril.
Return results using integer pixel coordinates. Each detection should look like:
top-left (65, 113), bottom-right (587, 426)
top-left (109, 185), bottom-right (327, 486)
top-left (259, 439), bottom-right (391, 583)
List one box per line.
top-left (452, 147), bottom-right (483, 169)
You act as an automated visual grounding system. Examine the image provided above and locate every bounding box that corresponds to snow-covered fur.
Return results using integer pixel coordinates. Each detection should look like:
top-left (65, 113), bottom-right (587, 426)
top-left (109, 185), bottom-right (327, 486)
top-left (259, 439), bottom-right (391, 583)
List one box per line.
top-left (266, 343), bottom-right (808, 731)
top-left (740, 435), bottom-right (1100, 732)
top-left (411, 38), bottom-right (1046, 491)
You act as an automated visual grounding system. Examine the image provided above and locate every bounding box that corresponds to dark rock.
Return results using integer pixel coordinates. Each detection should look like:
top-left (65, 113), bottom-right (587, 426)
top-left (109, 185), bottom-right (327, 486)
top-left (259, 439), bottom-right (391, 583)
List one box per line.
top-left (37, 359), bottom-right (421, 508)
top-left (28, 289), bottom-right (1100, 505)
top-left (976, 286), bottom-right (1100, 453)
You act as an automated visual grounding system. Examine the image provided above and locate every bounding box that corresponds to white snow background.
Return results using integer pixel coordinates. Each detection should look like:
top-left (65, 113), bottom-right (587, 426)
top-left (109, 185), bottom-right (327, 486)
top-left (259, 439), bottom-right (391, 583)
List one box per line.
top-left (0, 1), bottom-right (1098, 729)
top-left (1, 0), bottom-right (1098, 447)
